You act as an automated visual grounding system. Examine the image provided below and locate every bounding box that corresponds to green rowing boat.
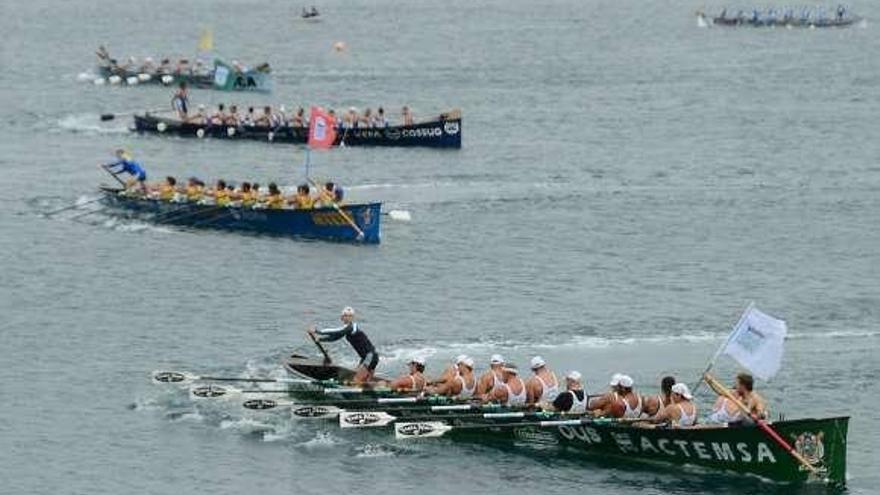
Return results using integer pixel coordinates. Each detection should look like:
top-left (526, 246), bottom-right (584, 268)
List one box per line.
top-left (395, 416), bottom-right (849, 485)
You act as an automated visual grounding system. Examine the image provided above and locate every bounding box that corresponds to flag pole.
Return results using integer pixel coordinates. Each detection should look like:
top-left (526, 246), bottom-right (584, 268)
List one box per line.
top-left (691, 301), bottom-right (755, 395)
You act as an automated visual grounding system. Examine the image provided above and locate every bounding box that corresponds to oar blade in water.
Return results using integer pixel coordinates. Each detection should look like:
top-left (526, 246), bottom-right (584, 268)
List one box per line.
top-left (394, 421), bottom-right (452, 439)
top-left (339, 411), bottom-right (397, 428)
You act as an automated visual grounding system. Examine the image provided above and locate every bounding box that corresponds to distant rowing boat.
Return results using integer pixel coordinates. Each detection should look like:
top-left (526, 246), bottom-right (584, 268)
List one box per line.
top-left (131, 111), bottom-right (462, 149)
top-left (697, 11), bottom-right (862, 28)
top-left (99, 187), bottom-right (381, 244)
top-left (95, 58), bottom-right (272, 92)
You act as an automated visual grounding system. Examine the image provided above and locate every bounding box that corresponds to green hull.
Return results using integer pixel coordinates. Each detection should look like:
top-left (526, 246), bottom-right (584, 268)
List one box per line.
top-left (420, 417), bottom-right (849, 485)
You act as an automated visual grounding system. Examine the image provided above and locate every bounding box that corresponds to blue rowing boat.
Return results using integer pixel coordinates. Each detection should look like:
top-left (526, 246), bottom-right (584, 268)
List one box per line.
top-left (99, 187), bottom-right (381, 244)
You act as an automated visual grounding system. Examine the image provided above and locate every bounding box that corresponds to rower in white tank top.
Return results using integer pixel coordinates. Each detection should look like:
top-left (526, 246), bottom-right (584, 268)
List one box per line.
top-left (622, 393), bottom-right (643, 419)
top-left (536, 374), bottom-right (560, 402)
top-left (506, 379), bottom-right (527, 407)
top-left (708, 397), bottom-right (742, 424)
top-left (456, 373), bottom-right (477, 399)
top-left (677, 403), bottom-right (697, 427)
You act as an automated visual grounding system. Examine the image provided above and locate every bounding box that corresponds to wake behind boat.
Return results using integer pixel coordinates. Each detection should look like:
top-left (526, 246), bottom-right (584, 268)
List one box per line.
top-left (132, 107), bottom-right (462, 148)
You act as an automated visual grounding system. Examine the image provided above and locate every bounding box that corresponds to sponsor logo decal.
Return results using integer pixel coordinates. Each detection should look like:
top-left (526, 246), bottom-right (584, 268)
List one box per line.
top-left (343, 413), bottom-right (382, 426)
top-left (397, 423), bottom-right (435, 437)
top-left (402, 127), bottom-right (442, 138)
top-left (385, 128), bottom-right (401, 140)
top-left (514, 427), bottom-right (559, 445)
top-left (292, 406), bottom-right (333, 418)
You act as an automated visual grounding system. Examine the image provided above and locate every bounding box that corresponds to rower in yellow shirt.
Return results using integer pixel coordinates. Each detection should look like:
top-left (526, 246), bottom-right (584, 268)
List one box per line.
top-left (239, 182), bottom-right (256, 207)
top-left (185, 177), bottom-right (204, 202)
top-left (289, 184), bottom-right (314, 209)
top-left (158, 176), bottom-right (177, 201)
top-left (210, 179), bottom-right (230, 206)
top-left (264, 182), bottom-right (285, 209)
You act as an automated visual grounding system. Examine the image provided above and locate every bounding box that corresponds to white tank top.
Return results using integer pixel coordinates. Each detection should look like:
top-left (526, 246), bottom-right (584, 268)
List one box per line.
top-left (569, 390), bottom-right (588, 413)
top-left (677, 403), bottom-right (697, 427)
top-left (505, 380), bottom-right (526, 407)
top-left (491, 371), bottom-right (503, 391)
top-left (456, 374), bottom-right (477, 399)
top-left (622, 393), bottom-right (642, 419)
top-left (536, 373), bottom-right (560, 402)
top-left (708, 398), bottom-right (742, 424)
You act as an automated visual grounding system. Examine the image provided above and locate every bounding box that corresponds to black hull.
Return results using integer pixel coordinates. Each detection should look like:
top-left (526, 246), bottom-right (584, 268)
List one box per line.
top-left (132, 114), bottom-right (462, 149)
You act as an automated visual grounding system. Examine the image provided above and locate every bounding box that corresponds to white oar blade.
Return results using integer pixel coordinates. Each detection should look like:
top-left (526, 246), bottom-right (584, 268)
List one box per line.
top-left (387, 210), bottom-right (412, 222)
top-left (339, 411), bottom-right (397, 428)
top-left (242, 398), bottom-right (284, 410)
top-left (291, 405), bottom-right (344, 419)
top-left (153, 370), bottom-right (195, 384)
top-left (394, 421), bottom-right (452, 439)
top-left (190, 385), bottom-right (239, 400)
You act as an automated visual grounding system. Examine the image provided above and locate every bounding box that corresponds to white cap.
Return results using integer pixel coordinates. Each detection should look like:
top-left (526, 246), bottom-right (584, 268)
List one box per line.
top-left (618, 375), bottom-right (634, 388)
top-left (609, 373), bottom-right (623, 386)
top-left (279, 105), bottom-right (286, 112)
top-left (490, 354), bottom-right (505, 364)
top-left (530, 356), bottom-right (546, 370)
top-left (566, 370), bottom-right (582, 381)
top-left (145, 57), bottom-right (154, 63)
top-left (502, 364), bottom-right (518, 374)
top-left (409, 356), bottom-right (425, 366)
top-left (461, 357), bottom-right (475, 369)
top-left (671, 383), bottom-right (693, 400)
top-left (349, 107), bottom-right (357, 112)
top-left (341, 306), bottom-right (355, 316)
top-left (198, 104), bottom-right (206, 110)
top-left (454, 354), bottom-right (468, 365)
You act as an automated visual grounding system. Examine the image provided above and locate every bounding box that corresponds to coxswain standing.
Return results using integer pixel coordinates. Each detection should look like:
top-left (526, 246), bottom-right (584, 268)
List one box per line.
top-left (104, 149), bottom-right (147, 194)
top-left (171, 82), bottom-right (189, 120)
top-left (525, 355), bottom-right (560, 405)
top-left (308, 307), bottom-right (379, 384)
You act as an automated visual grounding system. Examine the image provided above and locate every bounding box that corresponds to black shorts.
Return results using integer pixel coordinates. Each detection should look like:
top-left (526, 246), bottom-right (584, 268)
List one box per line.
top-left (358, 351), bottom-right (379, 371)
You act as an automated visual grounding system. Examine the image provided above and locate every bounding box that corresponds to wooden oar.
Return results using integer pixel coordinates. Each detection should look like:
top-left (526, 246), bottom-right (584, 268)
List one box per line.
top-left (308, 330), bottom-right (333, 364)
top-left (340, 409), bottom-right (579, 428)
top-left (240, 394), bottom-right (461, 411)
top-left (100, 107), bottom-right (167, 121)
top-left (703, 373), bottom-right (824, 479)
top-left (394, 416), bottom-right (630, 439)
top-left (153, 370), bottom-right (322, 385)
top-left (307, 179), bottom-right (365, 241)
top-left (43, 196), bottom-right (105, 217)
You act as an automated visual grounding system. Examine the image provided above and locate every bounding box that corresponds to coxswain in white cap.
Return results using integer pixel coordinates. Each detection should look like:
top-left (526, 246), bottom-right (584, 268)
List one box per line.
top-left (525, 355), bottom-right (560, 405)
top-left (427, 356), bottom-right (476, 399)
top-left (477, 354), bottom-right (505, 397)
top-left (308, 307), bottom-right (378, 384)
top-left (546, 371), bottom-right (588, 413)
top-left (646, 383), bottom-right (697, 427)
top-left (387, 356), bottom-right (427, 392)
top-left (482, 364), bottom-right (526, 407)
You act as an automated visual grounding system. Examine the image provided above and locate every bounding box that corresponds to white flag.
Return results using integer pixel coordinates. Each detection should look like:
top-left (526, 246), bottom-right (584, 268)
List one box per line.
top-left (722, 306), bottom-right (787, 380)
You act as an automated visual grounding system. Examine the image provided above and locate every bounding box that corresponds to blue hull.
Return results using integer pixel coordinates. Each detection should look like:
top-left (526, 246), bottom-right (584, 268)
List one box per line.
top-left (100, 189), bottom-right (381, 244)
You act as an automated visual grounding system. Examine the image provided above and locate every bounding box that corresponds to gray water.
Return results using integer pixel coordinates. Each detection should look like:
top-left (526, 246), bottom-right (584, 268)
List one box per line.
top-left (1, 0), bottom-right (879, 493)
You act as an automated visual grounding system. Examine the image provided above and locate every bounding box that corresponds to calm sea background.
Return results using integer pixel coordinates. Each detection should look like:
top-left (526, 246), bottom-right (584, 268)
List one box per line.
top-left (1, 0), bottom-right (878, 494)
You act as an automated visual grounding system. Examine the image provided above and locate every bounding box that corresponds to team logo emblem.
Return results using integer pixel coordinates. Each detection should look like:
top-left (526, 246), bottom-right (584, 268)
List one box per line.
top-left (793, 432), bottom-right (825, 468)
top-left (443, 122), bottom-right (460, 135)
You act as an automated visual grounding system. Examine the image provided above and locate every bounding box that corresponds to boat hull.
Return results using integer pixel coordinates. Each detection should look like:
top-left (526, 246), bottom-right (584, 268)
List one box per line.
top-left (414, 416), bottom-right (848, 485)
top-left (97, 65), bottom-right (271, 92)
top-left (100, 189), bottom-right (381, 244)
top-left (132, 114), bottom-right (462, 148)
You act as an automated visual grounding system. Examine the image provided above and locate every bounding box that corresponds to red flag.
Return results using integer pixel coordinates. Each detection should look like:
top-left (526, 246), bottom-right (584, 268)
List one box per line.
top-left (308, 106), bottom-right (337, 149)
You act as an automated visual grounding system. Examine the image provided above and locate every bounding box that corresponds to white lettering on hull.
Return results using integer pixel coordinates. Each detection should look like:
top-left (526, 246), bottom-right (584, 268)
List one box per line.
top-left (557, 428), bottom-right (778, 465)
